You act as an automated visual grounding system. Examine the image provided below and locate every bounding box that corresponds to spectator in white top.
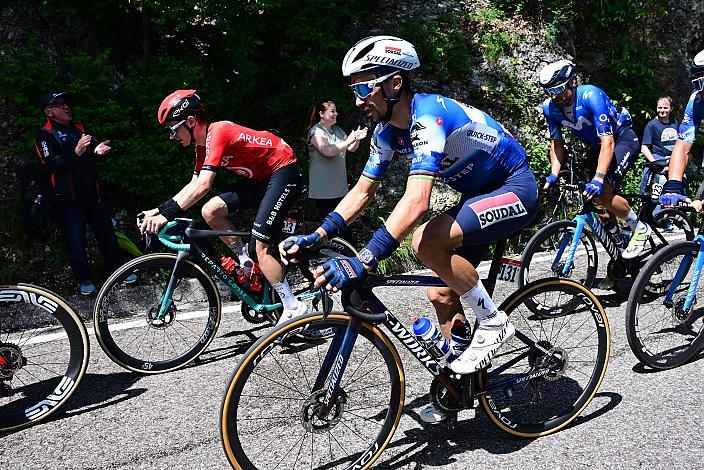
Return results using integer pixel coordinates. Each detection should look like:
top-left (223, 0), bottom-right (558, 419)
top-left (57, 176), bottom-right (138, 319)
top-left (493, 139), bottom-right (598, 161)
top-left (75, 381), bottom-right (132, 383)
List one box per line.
top-left (305, 100), bottom-right (367, 216)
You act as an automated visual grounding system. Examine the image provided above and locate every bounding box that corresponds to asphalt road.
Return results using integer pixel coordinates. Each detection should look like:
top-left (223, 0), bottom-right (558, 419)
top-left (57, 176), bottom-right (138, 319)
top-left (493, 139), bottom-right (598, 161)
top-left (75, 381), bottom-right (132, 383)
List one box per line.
top-left (2, 264), bottom-right (704, 469)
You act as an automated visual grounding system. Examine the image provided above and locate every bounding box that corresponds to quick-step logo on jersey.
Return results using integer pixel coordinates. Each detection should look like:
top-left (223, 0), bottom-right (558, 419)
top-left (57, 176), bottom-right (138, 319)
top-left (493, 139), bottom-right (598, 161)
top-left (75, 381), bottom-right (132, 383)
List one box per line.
top-left (470, 192), bottom-right (526, 229)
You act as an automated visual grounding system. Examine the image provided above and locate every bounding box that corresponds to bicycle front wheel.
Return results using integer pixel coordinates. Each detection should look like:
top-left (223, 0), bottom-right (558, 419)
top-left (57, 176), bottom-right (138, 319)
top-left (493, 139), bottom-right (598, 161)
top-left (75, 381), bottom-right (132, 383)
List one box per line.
top-left (519, 220), bottom-right (598, 288)
top-left (478, 278), bottom-right (610, 437)
top-left (94, 253), bottom-right (221, 374)
top-left (626, 241), bottom-right (704, 369)
top-left (0, 284), bottom-right (89, 431)
top-left (221, 313), bottom-right (404, 469)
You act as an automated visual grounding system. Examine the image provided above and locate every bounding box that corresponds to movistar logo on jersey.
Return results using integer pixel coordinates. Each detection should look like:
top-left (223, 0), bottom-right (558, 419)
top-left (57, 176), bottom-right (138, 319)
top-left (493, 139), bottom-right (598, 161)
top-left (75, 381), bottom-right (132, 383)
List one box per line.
top-left (561, 116), bottom-right (593, 131)
top-left (237, 133), bottom-right (273, 146)
top-left (364, 54), bottom-right (415, 70)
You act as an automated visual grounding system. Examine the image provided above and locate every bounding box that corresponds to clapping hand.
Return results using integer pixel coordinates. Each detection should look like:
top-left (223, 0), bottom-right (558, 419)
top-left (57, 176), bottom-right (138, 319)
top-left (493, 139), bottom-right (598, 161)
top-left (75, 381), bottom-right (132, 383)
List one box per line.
top-left (75, 134), bottom-right (92, 156)
top-left (95, 140), bottom-right (111, 155)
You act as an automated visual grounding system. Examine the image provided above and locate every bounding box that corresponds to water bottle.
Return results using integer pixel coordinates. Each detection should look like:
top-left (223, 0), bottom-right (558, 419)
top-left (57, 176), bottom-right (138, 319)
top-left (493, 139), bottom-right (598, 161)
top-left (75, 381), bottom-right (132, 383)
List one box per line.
top-left (249, 263), bottom-right (263, 293)
top-left (412, 316), bottom-right (451, 362)
top-left (221, 256), bottom-right (249, 288)
top-left (449, 318), bottom-right (472, 360)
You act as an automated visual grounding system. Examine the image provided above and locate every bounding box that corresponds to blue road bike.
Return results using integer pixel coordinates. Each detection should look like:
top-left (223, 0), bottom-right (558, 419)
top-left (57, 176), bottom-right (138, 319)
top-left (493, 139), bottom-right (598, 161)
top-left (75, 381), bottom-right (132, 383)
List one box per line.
top-left (519, 160), bottom-right (694, 291)
top-left (626, 207), bottom-right (704, 369)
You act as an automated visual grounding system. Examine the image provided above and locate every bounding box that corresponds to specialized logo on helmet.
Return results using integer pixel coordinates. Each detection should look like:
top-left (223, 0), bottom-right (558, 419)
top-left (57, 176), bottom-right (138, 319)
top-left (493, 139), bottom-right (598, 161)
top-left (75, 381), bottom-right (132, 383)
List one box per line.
top-left (364, 54), bottom-right (415, 70)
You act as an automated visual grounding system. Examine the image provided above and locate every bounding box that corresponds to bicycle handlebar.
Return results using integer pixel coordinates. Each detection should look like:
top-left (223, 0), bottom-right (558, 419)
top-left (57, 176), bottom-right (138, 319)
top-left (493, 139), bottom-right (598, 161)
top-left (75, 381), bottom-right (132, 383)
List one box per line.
top-left (158, 221), bottom-right (191, 251)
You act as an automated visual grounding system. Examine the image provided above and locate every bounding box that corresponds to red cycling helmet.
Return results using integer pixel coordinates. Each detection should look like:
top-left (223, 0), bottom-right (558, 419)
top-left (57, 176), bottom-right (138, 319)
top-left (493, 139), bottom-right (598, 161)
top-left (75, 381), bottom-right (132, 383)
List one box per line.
top-left (157, 90), bottom-right (204, 125)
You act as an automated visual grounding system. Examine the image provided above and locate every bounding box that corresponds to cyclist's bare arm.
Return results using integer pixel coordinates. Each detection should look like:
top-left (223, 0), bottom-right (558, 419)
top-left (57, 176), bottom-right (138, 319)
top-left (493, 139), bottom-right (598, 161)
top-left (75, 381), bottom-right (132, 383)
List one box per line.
top-left (173, 170), bottom-right (216, 211)
top-left (383, 176), bottom-right (433, 241)
top-left (593, 134), bottom-right (615, 183)
top-left (314, 176), bottom-right (379, 238)
top-left (543, 139), bottom-right (567, 191)
top-left (668, 139), bottom-right (692, 182)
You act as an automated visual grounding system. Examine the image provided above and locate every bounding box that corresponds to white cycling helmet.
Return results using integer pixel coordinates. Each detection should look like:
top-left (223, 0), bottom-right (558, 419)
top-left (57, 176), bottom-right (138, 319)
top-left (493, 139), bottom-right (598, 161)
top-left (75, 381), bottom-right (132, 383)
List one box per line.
top-left (690, 50), bottom-right (704, 91)
top-left (342, 35), bottom-right (420, 77)
top-left (539, 59), bottom-right (576, 95)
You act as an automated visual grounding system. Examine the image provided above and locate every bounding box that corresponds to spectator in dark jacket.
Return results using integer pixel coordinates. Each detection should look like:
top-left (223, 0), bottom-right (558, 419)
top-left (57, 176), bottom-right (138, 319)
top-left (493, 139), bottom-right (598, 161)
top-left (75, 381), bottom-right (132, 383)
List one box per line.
top-left (34, 92), bottom-right (134, 294)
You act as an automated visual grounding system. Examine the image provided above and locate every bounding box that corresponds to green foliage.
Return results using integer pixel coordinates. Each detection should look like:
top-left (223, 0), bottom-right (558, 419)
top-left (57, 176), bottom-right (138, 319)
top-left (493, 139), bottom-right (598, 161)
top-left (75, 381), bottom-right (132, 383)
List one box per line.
top-left (481, 31), bottom-right (513, 62)
top-left (395, 13), bottom-right (472, 81)
top-left (377, 231), bottom-right (422, 276)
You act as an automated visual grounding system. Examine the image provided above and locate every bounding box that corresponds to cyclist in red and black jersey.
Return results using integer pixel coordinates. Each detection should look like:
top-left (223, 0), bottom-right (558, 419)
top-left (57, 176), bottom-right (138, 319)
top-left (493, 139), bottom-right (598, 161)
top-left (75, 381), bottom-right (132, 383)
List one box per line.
top-left (140, 90), bottom-right (306, 318)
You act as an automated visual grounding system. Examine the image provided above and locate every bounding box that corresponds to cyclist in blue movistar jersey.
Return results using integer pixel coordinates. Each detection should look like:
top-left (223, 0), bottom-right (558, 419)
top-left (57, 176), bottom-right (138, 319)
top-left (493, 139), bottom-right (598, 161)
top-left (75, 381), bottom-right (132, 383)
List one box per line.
top-left (539, 60), bottom-right (650, 261)
top-left (281, 36), bottom-right (539, 422)
top-left (660, 50), bottom-right (704, 207)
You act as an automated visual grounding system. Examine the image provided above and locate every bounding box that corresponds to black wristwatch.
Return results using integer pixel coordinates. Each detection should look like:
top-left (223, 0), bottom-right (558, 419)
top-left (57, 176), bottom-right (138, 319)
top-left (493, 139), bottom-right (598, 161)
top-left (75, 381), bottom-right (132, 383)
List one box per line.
top-left (357, 248), bottom-right (379, 269)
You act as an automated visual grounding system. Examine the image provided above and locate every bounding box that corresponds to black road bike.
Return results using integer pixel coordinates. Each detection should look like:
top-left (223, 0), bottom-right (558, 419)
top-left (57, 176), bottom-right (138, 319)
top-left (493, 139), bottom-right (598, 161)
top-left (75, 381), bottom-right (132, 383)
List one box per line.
top-left (220, 238), bottom-right (610, 469)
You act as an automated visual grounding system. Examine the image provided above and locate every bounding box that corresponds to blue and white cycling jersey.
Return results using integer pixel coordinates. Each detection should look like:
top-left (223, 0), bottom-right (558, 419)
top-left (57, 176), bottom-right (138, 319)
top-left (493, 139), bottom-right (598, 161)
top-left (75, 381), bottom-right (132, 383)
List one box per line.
top-left (678, 90), bottom-right (704, 143)
top-left (362, 93), bottom-right (528, 195)
top-left (542, 84), bottom-right (632, 148)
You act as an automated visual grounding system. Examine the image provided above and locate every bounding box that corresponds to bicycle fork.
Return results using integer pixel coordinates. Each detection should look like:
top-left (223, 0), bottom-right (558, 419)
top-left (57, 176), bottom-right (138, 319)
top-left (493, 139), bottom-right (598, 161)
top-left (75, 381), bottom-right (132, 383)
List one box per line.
top-left (157, 250), bottom-right (189, 320)
top-left (665, 235), bottom-right (704, 311)
top-left (555, 214), bottom-right (588, 276)
top-left (313, 318), bottom-right (362, 417)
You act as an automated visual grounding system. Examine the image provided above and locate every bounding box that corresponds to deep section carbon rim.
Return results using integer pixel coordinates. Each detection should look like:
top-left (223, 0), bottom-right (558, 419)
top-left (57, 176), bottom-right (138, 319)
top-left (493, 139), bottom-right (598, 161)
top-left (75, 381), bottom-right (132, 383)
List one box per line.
top-left (221, 314), bottom-right (404, 469)
top-left (479, 278), bottom-right (609, 437)
top-left (0, 284), bottom-right (88, 431)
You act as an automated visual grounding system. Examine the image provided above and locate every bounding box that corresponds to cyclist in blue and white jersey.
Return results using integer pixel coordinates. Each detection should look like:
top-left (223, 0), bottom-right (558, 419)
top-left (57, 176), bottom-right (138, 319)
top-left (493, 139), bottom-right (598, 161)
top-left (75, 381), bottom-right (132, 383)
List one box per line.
top-left (539, 60), bottom-right (649, 260)
top-left (660, 50), bottom-right (704, 207)
top-left (281, 36), bottom-right (539, 422)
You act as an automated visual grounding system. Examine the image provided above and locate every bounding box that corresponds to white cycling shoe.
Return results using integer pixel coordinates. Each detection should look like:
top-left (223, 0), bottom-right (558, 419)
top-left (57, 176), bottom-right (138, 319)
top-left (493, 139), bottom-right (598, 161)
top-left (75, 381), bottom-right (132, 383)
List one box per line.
top-left (276, 301), bottom-right (308, 327)
top-left (450, 314), bottom-right (515, 374)
top-left (418, 403), bottom-right (447, 424)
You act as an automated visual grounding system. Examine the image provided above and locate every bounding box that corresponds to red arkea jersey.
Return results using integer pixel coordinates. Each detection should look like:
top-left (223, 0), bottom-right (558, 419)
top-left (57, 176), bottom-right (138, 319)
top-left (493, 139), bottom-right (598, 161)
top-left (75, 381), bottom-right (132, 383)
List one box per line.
top-left (194, 121), bottom-right (296, 179)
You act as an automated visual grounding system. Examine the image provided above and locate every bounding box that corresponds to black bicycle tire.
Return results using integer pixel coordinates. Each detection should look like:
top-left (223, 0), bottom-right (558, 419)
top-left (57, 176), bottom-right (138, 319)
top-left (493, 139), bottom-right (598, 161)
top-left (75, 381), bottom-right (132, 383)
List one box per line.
top-left (478, 277), bottom-right (610, 437)
top-left (0, 284), bottom-right (89, 431)
top-left (518, 220), bottom-right (598, 288)
top-left (626, 241), bottom-right (704, 369)
top-left (93, 253), bottom-right (221, 374)
top-left (220, 313), bottom-right (404, 470)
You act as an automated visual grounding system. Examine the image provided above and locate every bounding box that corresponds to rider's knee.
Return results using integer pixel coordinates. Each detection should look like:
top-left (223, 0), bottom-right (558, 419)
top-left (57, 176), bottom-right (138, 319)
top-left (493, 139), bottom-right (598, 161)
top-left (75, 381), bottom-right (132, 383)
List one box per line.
top-left (412, 226), bottom-right (437, 258)
top-left (427, 286), bottom-right (456, 306)
top-left (253, 239), bottom-right (271, 262)
top-left (201, 199), bottom-right (225, 222)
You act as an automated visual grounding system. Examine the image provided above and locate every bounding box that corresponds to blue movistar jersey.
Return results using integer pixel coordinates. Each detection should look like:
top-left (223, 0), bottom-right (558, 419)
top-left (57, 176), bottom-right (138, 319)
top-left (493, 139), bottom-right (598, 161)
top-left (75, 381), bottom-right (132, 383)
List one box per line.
top-left (542, 84), bottom-right (632, 148)
top-left (362, 94), bottom-right (528, 195)
top-left (678, 91), bottom-right (704, 143)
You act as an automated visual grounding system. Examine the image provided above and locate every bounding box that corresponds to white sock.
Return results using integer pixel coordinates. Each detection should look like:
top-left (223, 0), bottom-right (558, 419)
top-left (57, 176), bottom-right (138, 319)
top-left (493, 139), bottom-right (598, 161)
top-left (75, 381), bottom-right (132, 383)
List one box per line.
top-left (273, 280), bottom-right (298, 310)
top-left (460, 281), bottom-right (505, 326)
top-left (624, 210), bottom-right (639, 231)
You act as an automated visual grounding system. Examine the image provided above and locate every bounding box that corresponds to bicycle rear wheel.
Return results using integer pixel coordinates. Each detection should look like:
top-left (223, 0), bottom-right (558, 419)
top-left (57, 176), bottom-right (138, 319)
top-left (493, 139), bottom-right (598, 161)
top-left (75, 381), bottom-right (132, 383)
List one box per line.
top-left (220, 313), bottom-right (404, 469)
top-left (626, 241), bottom-right (704, 369)
top-left (94, 253), bottom-right (221, 374)
top-left (0, 284), bottom-right (89, 431)
top-left (478, 278), bottom-right (610, 437)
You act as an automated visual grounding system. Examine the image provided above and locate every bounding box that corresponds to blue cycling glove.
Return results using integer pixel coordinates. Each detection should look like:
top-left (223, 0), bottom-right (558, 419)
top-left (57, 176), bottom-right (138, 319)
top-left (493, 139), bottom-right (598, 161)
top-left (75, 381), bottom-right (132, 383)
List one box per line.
top-left (545, 174), bottom-right (558, 187)
top-left (659, 180), bottom-right (688, 206)
top-left (322, 256), bottom-right (367, 289)
top-left (584, 179), bottom-right (603, 198)
top-left (281, 232), bottom-right (323, 261)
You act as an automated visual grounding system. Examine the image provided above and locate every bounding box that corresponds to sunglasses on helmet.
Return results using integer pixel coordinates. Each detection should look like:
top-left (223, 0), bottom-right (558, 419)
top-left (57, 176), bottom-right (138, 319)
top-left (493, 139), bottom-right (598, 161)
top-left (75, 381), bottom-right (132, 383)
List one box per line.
top-left (167, 119), bottom-right (187, 136)
top-left (692, 76), bottom-right (704, 92)
top-left (349, 71), bottom-right (397, 99)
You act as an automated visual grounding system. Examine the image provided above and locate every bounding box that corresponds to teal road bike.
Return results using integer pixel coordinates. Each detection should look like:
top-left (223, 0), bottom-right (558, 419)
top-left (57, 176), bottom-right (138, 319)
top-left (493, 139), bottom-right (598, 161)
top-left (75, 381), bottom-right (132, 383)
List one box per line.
top-left (93, 217), bottom-right (356, 374)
